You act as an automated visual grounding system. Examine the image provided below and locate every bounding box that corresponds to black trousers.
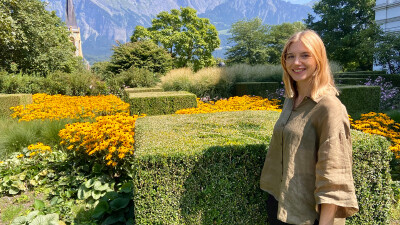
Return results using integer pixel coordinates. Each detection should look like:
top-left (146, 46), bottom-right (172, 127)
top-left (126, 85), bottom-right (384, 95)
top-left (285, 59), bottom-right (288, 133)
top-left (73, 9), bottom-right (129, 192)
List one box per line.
top-left (266, 195), bottom-right (319, 225)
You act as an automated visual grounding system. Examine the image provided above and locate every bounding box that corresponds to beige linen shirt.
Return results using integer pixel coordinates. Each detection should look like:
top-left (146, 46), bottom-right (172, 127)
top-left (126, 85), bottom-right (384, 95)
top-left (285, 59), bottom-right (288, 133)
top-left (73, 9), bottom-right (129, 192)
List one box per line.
top-left (260, 95), bottom-right (358, 225)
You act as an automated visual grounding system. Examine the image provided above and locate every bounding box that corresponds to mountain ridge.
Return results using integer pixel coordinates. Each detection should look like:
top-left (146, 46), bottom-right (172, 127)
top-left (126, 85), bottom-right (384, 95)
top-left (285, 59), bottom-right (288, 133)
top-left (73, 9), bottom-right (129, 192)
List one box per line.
top-left (44, 0), bottom-right (313, 63)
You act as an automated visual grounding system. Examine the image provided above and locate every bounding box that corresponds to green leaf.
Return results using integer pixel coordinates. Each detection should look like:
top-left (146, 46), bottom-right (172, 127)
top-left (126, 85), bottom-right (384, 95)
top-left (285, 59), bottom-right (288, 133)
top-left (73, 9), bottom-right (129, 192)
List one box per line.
top-left (26, 210), bottom-right (40, 221)
top-left (85, 178), bottom-right (96, 188)
top-left (100, 212), bottom-right (125, 225)
top-left (78, 185), bottom-right (92, 200)
top-left (92, 200), bottom-right (109, 220)
top-left (34, 199), bottom-right (45, 211)
top-left (10, 216), bottom-right (27, 225)
top-left (93, 180), bottom-right (106, 191)
top-left (109, 197), bottom-right (131, 211)
top-left (92, 190), bottom-right (103, 200)
top-left (9, 186), bottom-right (20, 195)
top-left (119, 182), bottom-right (133, 193)
top-left (30, 214), bottom-right (59, 225)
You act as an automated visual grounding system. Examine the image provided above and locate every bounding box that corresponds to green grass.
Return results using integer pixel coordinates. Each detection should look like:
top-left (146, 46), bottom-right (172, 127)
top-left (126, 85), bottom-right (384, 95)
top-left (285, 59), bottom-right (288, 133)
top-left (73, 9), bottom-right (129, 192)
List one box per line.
top-left (134, 110), bottom-right (279, 156)
top-left (0, 117), bottom-right (91, 160)
top-left (1, 205), bottom-right (24, 223)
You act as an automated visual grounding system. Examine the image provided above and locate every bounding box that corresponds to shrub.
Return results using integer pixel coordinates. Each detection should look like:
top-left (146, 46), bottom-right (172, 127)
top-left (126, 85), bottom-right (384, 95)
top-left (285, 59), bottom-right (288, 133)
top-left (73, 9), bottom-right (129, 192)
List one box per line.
top-left (114, 67), bottom-right (159, 88)
top-left (0, 94), bottom-right (32, 117)
top-left (160, 68), bottom-right (193, 92)
top-left (132, 111), bottom-right (392, 224)
top-left (128, 91), bottom-right (197, 115)
top-left (0, 71), bottom-right (108, 96)
top-left (225, 64), bottom-right (282, 82)
top-left (189, 67), bottom-right (234, 98)
top-left (108, 40), bottom-right (173, 75)
top-left (363, 76), bottom-right (400, 110)
top-left (59, 113), bottom-right (142, 168)
top-left (161, 64), bottom-right (283, 98)
top-left (233, 82), bottom-right (281, 98)
top-left (337, 85), bottom-right (381, 116)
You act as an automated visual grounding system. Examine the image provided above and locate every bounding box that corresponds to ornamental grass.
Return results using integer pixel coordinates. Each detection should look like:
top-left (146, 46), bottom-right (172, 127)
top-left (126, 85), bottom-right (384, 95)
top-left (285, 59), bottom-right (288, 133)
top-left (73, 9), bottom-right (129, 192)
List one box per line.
top-left (10, 93), bottom-right (129, 122)
top-left (175, 95), bottom-right (282, 114)
top-left (59, 113), bottom-right (144, 167)
top-left (351, 112), bottom-right (400, 158)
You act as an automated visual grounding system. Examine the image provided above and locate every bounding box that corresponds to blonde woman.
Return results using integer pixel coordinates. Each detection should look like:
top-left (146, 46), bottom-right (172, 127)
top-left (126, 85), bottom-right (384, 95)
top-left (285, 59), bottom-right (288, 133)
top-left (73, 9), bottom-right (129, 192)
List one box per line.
top-left (260, 30), bottom-right (358, 225)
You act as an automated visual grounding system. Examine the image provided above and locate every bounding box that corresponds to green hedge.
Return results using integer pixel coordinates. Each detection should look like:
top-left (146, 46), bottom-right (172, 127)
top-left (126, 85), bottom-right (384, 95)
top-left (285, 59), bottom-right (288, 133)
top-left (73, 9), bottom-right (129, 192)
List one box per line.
top-left (132, 111), bottom-right (392, 224)
top-left (0, 94), bottom-right (32, 116)
top-left (337, 85), bottom-right (380, 116)
top-left (125, 87), bottom-right (163, 94)
top-left (334, 71), bottom-right (387, 76)
top-left (128, 91), bottom-right (197, 115)
top-left (233, 82), bottom-right (281, 97)
top-left (335, 78), bottom-right (366, 85)
top-left (335, 74), bottom-right (400, 88)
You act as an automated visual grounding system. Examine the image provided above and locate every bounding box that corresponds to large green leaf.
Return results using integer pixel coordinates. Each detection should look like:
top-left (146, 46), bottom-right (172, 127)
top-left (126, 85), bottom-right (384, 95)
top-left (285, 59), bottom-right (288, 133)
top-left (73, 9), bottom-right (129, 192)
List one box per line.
top-left (92, 200), bottom-right (109, 220)
top-left (10, 216), bottom-right (27, 225)
top-left (92, 190), bottom-right (104, 200)
top-left (94, 181), bottom-right (110, 191)
top-left (101, 212), bottom-right (125, 225)
top-left (30, 214), bottom-right (59, 225)
top-left (78, 185), bottom-right (92, 200)
top-left (34, 199), bottom-right (45, 211)
top-left (119, 182), bottom-right (133, 193)
top-left (109, 197), bottom-right (131, 211)
top-left (85, 178), bottom-right (96, 188)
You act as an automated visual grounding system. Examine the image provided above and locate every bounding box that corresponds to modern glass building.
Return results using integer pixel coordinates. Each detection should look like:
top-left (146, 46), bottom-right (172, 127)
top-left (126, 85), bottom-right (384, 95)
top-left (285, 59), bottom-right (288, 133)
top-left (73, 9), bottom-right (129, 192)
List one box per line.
top-left (374, 0), bottom-right (400, 33)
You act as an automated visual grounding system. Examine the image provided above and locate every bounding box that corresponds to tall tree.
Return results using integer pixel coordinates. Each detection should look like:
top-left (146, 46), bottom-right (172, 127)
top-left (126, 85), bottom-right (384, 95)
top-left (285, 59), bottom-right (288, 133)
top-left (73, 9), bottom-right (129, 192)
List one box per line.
top-left (305, 0), bottom-right (377, 71)
top-left (0, 0), bottom-right (76, 75)
top-left (226, 19), bottom-right (305, 65)
top-left (225, 18), bottom-right (270, 65)
top-left (131, 7), bottom-right (220, 71)
top-left (266, 22), bottom-right (306, 64)
top-left (374, 32), bottom-right (400, 74)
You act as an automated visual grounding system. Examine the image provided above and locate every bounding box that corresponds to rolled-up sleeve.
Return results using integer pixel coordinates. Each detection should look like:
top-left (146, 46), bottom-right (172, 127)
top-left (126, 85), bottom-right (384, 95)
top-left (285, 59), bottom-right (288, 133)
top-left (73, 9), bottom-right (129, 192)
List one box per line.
top-left (314, 102), bottom-right (359, 218)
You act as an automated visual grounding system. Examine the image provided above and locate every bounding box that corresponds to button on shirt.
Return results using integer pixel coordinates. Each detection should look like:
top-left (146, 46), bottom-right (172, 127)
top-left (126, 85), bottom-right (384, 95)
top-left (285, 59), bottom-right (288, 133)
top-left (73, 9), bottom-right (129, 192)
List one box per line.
top-left (260, 95), bottom-right (358, 225)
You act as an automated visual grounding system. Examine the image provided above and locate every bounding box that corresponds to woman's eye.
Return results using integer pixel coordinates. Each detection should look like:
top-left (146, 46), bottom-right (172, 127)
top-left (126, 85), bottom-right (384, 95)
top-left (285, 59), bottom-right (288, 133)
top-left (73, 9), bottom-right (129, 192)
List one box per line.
top-left (301, 54), bottom-right (311, 59)
top-left (286, 55), bottom-right (294, 59)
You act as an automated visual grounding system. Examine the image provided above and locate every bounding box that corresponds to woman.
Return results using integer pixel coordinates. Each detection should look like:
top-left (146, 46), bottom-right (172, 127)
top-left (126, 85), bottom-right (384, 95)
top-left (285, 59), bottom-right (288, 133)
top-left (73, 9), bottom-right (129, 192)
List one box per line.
top-left (260, 30), bottom-right (358, 225)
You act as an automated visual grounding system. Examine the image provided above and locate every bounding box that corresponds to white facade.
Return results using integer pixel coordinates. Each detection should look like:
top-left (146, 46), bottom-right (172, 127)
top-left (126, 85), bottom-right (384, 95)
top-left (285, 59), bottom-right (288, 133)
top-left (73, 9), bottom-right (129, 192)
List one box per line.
top-left (374, 0), bottom-right (400, 32)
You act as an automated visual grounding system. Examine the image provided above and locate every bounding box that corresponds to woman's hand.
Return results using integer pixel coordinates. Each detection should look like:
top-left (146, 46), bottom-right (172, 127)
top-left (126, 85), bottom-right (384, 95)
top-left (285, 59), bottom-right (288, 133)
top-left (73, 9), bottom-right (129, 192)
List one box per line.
top-left (319, 204), bottom-right (337, 225)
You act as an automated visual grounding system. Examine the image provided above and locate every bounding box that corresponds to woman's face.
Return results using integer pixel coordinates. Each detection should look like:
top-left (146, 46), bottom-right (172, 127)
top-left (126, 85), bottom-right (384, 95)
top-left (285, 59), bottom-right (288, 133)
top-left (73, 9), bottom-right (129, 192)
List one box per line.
top-left (285, 41), bottom-right (317, 85)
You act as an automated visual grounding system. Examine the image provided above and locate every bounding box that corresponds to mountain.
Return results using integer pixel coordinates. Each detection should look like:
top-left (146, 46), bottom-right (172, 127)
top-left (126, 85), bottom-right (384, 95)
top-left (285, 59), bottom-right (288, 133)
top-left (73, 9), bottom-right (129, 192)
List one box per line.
top-left (44, 0), bottom-right (313, 64)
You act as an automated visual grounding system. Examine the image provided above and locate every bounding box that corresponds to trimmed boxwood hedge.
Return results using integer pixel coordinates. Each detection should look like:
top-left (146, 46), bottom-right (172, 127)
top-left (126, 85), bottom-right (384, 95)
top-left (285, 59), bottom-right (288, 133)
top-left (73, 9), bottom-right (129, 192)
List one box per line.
top-left (132, 111), bottom-right (392, 224)
top-left (125, 87), bottom-right (163, 94)
top-left (335, 78), bottom-right (366, 85)
top-left (337, 85), bottom-right (380, 116)
top-left (128, 91), bottom-right (197, 115)
top-left (0, 94), bottom-right (32, 116)
top-left (233, 82), bottom-right (281, 98)
top-left (335, 74), bottom-right (400, 88)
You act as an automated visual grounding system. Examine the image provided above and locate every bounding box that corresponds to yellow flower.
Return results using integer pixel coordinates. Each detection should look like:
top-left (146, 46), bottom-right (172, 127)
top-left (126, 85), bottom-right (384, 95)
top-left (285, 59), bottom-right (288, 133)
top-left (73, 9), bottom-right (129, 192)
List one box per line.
top-left (16, 154), bottom-right (24, 159)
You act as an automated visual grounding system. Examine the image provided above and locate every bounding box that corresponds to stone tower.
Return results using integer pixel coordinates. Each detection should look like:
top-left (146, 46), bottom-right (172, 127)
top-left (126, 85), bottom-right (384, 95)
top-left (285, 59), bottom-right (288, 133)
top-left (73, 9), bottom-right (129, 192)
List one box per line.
top-left (66, 0), bottom-right (83, 57)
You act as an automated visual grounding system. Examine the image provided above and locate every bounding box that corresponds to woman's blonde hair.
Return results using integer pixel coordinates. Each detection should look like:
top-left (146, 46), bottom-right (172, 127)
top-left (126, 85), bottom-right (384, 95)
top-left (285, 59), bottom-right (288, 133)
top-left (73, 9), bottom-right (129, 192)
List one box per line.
top-left (281, 29), bottom-right (338, 99)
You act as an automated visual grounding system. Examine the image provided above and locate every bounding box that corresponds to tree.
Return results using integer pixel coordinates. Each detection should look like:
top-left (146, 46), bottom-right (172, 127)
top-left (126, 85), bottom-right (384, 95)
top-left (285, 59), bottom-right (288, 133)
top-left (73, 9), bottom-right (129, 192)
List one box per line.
top-left (0, 0), bottom-right (76, 75)
top-left (108, 40), bottom-right (173, 75)
top-left (131, 7), bottom-right (220, 71)
top-left (226, 19), bottom-right (305, 65)
top-left (265, 22), bottom-right (306, 64)
top-left (305, 0), bottom-right (378, 71)
top-left (225, 18), bottom-right (270, 65)
top-left (374, 32), bottom-right (400, 74)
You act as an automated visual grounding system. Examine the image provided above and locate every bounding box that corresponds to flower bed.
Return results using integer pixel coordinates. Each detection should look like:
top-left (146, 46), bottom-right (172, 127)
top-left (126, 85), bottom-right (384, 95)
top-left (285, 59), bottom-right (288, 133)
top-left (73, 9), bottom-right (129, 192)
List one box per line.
top-left (175, 95), bottom-right (281, 114)
top-left (351, 112), bottom-right (400, 158)
top-left (10, 93), bottom-right (129, 121)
